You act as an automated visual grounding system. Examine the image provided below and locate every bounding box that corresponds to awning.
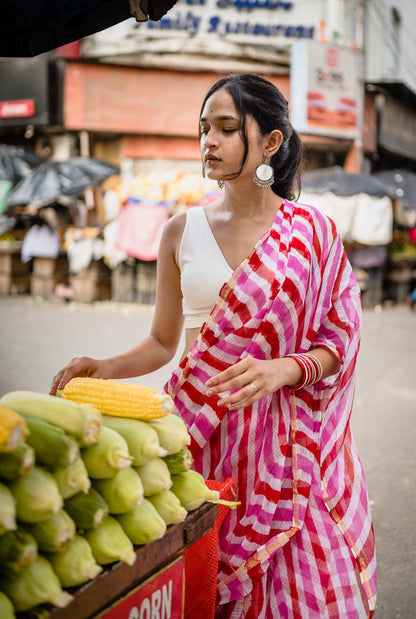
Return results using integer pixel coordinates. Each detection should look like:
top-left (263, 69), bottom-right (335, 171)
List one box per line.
top-left (0, 0), bottom-right (178, 57)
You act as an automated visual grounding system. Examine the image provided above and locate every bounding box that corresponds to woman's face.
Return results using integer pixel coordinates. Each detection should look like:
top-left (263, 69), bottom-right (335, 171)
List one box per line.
top-left (199, 87), bottom-right (264, 184)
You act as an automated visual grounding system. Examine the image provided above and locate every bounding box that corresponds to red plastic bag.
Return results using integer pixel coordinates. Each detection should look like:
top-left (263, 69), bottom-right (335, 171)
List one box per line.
top-left (184, 478), bottom-right (237, 619)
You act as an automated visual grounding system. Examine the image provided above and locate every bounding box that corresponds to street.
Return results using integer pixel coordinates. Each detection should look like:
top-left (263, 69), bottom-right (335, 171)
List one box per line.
top-left (1, 296), bottom-right (415, 618)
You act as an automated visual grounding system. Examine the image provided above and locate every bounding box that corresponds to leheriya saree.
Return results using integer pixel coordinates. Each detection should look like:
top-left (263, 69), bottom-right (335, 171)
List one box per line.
top-left (165, 199), bottom-right (376, 618)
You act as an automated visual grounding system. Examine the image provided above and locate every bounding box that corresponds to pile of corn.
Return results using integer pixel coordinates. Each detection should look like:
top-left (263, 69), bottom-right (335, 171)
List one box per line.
top-left (0, 378), bottom-right (231, 618)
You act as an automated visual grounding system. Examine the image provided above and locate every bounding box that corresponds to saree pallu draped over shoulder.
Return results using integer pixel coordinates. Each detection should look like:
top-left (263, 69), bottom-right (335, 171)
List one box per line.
top-left (165, 200), bottom-right (376, 618)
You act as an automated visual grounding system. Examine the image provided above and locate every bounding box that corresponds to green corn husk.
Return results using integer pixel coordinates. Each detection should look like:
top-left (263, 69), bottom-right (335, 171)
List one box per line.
top-left (0, 591), bottom-right (16, 619)
top-left (163, 446), bottom-right (194, 475)
top-left (20, 413), bottom-right (79, 468)
top-left (0, 554), bottom-right (73, 612)
top-left (116, 499), bottom-right (167, 545)
top-left (8, 466), bottom-right (63, 523)
top-left (0, 482), bottom-right (17, 533)
top-left (45, 534), bottom-right (102, 587)
top-left (134, 457), bottom-right (172, 497)
top-left (171, 470), bottom-right (240, 511)
top-left (0, 443), bottom-right (35, 480)
top-left (84, 515), bottom-right (136, 566)
top-left (102, 416), bottom-right (168, 465)
top-left (64, 488), bottom-right (109, 531)
top-left (24, 510), bottom-right (76, 552)
top-left (81, 426), bottom-right (132, 479)
top-left (92, 467), bottom-right (144, 514)
top-left (146, 414), bottom-right (191, 455)
top-left (52, 457), bottom-right (91, 499)
top-left (0, 529), bottom-right (37, 576)
top-left (1, 390), bottom-right (101, 446)
top-left (148, 490), bottom-right (188, 525)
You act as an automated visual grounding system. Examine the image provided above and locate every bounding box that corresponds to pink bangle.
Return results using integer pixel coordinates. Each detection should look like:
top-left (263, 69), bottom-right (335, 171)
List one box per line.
top-left (286, 353), bottom-right (323, 389)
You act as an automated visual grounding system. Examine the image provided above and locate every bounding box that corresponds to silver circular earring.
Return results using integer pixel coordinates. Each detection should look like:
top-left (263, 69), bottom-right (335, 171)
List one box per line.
top-left (217, 180), bottom-right (225, 189)
top-left (253, 158), bottom-right (274, 188)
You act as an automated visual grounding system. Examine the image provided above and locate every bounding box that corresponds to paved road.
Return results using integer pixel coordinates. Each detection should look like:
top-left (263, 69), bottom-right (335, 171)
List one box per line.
top-left (1, 296), bottom-right (415, 618)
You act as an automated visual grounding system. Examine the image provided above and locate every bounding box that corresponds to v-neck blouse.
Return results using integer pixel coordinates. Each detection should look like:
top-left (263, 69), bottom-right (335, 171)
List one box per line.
top-left (178, 206), bottom-right (234, 329)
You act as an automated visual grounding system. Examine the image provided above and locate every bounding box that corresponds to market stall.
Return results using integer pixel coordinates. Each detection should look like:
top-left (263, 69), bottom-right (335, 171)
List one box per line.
top-left (300, 166), bottom-right (394, 307)
top-left (0, 380), bottom-right (236, 619)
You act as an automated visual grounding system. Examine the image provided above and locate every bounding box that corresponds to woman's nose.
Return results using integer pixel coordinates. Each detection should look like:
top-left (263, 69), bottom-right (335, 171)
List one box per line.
top-left (204, 128), bottom-right (218, 147)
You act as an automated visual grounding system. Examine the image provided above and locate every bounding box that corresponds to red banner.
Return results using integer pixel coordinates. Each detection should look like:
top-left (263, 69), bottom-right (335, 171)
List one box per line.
top-left (0, 99), bottom-right (35, 119)
top-left (98, 557), bottom-right (184, 619)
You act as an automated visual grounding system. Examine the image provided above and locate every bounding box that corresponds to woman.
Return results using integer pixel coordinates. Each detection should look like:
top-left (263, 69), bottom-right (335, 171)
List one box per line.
top-left (51, 74), bottom-right (376, 618)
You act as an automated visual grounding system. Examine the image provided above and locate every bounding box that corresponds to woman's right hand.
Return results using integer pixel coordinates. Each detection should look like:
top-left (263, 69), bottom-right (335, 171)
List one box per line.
top-left (50, 357), bottom-right (107, 395)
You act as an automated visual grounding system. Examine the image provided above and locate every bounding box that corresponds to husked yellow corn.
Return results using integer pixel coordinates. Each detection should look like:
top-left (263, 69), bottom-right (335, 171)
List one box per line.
top-left (61, 378), bottom-right (173, 420)
top-left (0, 405), bottom-right (28, 452)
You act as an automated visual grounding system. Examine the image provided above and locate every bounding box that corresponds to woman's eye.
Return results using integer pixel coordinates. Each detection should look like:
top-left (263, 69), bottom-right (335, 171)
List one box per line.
top-left (223, 128), bottom-right (236, 133)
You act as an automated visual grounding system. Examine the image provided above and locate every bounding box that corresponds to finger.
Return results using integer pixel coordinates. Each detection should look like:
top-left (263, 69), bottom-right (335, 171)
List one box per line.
top-left (50, 369), bottom-right (66, 395)
top-left (218, 383), bottom-right (261, 408)
top-left (205, 359), bottom-right (251, 388)
top-left (206, 376), bottom-right (245, 397)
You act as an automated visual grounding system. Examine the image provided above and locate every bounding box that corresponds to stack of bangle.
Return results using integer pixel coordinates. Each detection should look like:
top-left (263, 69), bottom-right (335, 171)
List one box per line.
top-left (286, 352), bottom-right (323, 389)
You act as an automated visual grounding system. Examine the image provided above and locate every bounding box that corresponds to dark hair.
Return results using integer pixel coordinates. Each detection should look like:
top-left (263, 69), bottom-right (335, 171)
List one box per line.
top-left (199, 74), bottom-right (303, 200)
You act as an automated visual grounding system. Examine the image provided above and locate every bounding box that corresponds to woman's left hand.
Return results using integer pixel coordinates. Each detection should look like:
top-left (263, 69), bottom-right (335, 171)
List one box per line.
top-left (205, 356), bottom-right (301, 409)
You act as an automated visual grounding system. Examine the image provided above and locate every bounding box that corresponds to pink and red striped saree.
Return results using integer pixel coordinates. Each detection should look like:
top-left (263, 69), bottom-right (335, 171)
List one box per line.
top-left (165, 199), bottom-right (376, 618)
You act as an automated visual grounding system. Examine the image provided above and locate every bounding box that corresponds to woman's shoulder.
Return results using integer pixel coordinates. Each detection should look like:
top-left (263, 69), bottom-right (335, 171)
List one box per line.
top-left (286, 198), bottom-right (338, 239)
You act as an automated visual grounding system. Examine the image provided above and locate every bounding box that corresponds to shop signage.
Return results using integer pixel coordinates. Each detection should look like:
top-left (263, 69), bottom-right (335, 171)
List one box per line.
top-left (97, 557), bottom-right (184, 619)
top-left (290, 39), bottom-right (362, 139)
top-left (379, 97), bottom-right (416, 161)
top-left (0, 99), bottom-right (35, 119)
top-left (82, 0), bottom-right (316, 57)
top-left (0, 56), bottom-right (60, 128)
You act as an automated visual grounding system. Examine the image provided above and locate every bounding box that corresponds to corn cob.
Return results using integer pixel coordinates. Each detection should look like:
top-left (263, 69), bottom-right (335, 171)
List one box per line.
top-left (102, 416), bottom-right (167, 466)
top-left (134, 457), bottom-right (172, 497)
top-left (52, 457), bottom-right (91, 499)
top-left (1, 554), bottom-right (73, 611)
top-left (45, 534), bottom-right (102, 587)
top-left (147, 490), bottom-right (188, 525)
top-left (116, 499), bottom-right (167, 545)
top-left (64, 488), bottom-right (109, 531)
top-left (8, 466), bottom-right (63, 523)
top-left (0, 529), bottom-right (38, 576)
top-left (61, 377), bottom-right (173, 420)
top-left (0, 591), bottom-right (15, 619)
top-left (171, 470), bottom-right (240, 511)
top-left (163, 446), bottom-right (194, 475)
top-left (0, 482), bottom-right (17, 534)
top-left (1, 391), bottom-right (101, 446)
top-left (84, 515), bottom-right (136, 567)
top-left (0, 405), bottom-right (28, 452)
top-left (81, 426), bottom-right (132, 479)
top-left (24, 510), bottom-right (76, 552)
top-left (92, 468), bottom-right (144, 514)
top-left (0, 443), bottom-right (35, 480)
top-left (20, 413), bottom-right (80, 469)
top-left (147, 414), bottom-right (191, 455)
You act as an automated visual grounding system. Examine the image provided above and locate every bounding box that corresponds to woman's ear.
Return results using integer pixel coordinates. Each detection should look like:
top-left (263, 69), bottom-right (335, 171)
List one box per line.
top-left (265, 130), bottom-right (283, 157)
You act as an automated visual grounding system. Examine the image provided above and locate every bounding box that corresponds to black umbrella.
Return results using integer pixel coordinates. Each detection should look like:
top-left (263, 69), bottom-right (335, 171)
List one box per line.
top-left (302, 166), bottom-right (393, 198)
top-left (0, 144), bottom-right (44, 185)
top-left (0, 0), bottom-right (178, 57)
top-left (373, 169), bottom-right (416, 208)
top-left (6, 157), bottom-right (119, 207)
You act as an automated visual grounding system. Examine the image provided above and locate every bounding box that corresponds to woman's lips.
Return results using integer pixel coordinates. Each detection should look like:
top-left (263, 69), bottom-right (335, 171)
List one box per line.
top-left (205, 156), bottom-right (220, 165)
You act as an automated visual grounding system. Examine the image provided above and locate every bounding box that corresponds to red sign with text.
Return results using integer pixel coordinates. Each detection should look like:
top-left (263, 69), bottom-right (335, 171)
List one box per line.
top-left (0, 99), bottom-right (35, 119)
top-left (98, 558), bottom-right (184, 619)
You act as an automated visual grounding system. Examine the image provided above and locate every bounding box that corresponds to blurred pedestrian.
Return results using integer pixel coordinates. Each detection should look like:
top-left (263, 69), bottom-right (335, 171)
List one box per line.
top-left (51, 74), bottom-right (376, 618)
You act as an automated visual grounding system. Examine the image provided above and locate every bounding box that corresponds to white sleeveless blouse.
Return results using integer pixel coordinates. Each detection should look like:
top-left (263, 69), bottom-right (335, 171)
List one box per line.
top-left (178, 206), bottom-right (233, 329)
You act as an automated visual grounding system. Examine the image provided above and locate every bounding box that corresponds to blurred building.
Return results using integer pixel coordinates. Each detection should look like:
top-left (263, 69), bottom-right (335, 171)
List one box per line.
top-left (0, 0), bottom-right (415, 176)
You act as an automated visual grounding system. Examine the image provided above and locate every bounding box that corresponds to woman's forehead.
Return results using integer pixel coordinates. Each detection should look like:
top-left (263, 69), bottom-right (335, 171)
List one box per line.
top-left (201, 88), bottom-right (237, 118)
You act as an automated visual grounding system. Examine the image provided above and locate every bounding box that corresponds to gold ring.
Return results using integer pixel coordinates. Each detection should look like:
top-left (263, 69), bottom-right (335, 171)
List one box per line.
top-left (250, 383), bottom-right (258, 395)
